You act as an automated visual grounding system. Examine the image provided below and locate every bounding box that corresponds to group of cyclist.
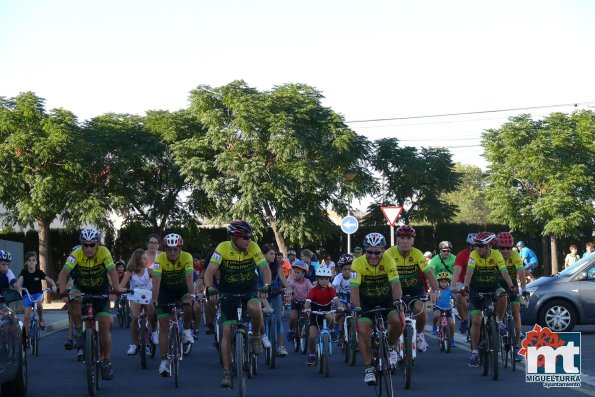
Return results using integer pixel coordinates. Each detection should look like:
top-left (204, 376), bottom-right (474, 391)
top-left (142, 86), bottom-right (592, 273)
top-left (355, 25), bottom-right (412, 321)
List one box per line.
top-left (0, 220), bottom-right (534, 389)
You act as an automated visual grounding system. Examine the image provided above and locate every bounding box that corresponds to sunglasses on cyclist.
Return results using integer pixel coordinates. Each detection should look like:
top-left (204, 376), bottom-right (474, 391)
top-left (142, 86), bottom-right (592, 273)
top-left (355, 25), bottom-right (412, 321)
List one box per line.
top-left (239, 235), bottom-right (252, 241)
top-left (441, 249), bottom-right (451, 253)
top-left (82, 243), bottom-right (97, 248)
top-left (499, 247), bottom-right (512, 251)
top-left (475, 244), bottom-right (487, 248)
top-left (366, 249), bottom-right (382, 256)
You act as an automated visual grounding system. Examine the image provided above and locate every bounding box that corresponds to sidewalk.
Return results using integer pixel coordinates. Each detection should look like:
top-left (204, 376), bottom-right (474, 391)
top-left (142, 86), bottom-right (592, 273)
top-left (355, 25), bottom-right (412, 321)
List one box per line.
top-left (41, 301), bottom-right (70, 335)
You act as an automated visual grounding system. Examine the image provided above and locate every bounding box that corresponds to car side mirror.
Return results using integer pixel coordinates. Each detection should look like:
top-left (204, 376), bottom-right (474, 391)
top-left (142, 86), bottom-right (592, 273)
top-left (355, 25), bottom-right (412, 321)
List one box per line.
top-left (0, 288), bottom-right (23, 304)
top-left (577, 271), bottom-right (588, 281)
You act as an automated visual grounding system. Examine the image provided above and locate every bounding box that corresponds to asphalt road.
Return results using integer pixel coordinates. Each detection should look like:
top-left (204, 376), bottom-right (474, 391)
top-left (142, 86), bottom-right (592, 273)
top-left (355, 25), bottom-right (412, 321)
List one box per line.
top-left (16, 313), bottom-right (595, 397)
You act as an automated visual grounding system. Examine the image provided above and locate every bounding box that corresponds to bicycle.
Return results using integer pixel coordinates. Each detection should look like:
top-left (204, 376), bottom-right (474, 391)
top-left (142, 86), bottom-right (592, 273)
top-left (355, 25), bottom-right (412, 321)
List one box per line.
top-left (161, 300), bottom-right (189, 388)
top-left (311, 310), bottom-right (335, 378)
top-left (499, 292), bottom-right (516, 372)
top-left (436, 299), bottom-right (454, 354)
top-left (116, 294), bottom-right (131, 328)
top-left (398, 294), bottom-right (428, 390)
top-left (22, 287), bottom-right (51, 357)
top-left (68, 291), bottom-right (110, 396)
top-left (361, 307), bottom-right (394, 397)
top-left (219, 292), bottom-right (259, 397)
top-left (264, 288), bottom-right (283, 369)
top-left (290, 301), bottom-right (309, 354)
top-left (471, 291), bottom-right (500, 381)
top-left (123, 288), bottom-right (154, 369)
top-left (336, 293), bottom-right (357, 366)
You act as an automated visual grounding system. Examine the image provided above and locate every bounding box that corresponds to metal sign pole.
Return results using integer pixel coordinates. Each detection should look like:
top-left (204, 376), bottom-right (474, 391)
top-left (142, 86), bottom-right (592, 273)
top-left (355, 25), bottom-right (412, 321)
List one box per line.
top-left (390, 225), bottom-right (394, 247)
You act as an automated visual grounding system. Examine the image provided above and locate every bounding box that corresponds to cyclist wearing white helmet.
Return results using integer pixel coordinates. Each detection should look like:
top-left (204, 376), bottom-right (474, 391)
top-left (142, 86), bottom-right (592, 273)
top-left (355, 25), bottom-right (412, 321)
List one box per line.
top-left (385, 225), bottom-right (440, 354)
top-left (58, 227), bottom-right (122, 381)
top-left (151, 232), bottom-right (195, 376)
top-left (351, 232), bottom-right (403, 385)
top-left (0, 249), bottom-right (20, 295)
top-left (450, 232), bottom-right (477, 335)
top-left (303, 265), bottom-right (344, 366)
top-left (461, 231), bottom-right (516, 367)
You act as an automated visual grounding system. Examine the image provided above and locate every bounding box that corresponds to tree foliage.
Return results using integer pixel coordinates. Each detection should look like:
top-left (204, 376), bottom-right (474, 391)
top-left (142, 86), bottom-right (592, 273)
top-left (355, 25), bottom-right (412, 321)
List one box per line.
top-left (363, 138), bottom-right (461, 226)
top-left (175, 81), bottom-right (371, 251)
top-left (482, 112), bottom-right (595, 238)
top-left (442, 163), bottom-right (493, 225)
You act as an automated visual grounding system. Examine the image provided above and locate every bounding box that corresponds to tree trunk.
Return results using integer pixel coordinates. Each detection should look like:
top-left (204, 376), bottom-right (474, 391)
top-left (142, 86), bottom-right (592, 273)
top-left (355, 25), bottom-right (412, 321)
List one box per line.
top-left (541, 235), bottom-right (550, 276)
top-left (550, 235), bottom-right (559, 275)
top-left (37, 218), bottom-right (53, 303)
top-left (262, 202), bottom-right (288, 256)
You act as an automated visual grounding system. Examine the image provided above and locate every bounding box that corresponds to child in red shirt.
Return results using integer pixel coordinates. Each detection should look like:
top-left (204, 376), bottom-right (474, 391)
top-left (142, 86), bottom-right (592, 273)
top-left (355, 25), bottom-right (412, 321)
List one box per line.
top-left (304, 267), bottom-right (344, 366)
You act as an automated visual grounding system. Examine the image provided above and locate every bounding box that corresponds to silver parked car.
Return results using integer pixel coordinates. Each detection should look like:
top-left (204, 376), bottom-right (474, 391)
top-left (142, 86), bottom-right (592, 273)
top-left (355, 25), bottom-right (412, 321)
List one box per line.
top-left (0, 288), bottom-right (27, 396)
top-left (521, 252), bottom-right (595, 332)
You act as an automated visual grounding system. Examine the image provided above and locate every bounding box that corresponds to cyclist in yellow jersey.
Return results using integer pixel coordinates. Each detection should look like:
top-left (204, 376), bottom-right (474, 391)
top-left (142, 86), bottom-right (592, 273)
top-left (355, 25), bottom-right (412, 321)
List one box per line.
top-left (461, 231), bottom-right (516, 367)
top-left (384, 225), bottom-right (440, 353)
top-left (204, 220), bottom-right (271, 389)
top-left (151, 233), bottom-right (195, 376)
top-left (495, 232), bottom-right (528, 361)
top-left (58, 228), bottom-right (122, 381)
top-left (351, 232), bottom-right (403, 385)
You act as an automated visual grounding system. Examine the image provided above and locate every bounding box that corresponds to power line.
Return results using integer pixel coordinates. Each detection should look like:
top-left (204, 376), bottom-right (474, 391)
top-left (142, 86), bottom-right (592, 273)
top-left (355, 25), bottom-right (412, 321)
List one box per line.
top-left (345, 102), bottom-right (593, 124)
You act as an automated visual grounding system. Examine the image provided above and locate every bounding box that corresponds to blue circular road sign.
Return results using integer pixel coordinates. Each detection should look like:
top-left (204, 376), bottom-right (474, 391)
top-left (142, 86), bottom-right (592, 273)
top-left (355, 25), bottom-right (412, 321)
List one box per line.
top-left (341, 216), bottom-right (359, 234)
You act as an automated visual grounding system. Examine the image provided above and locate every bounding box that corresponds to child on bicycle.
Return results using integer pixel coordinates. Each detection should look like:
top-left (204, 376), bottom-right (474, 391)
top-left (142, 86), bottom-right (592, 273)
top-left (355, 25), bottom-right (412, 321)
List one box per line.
top-left (304, 267), bottom-right (344, 366)
top-left (332, 254), bottom-right (353, 342)
top-left (17, 251), bottom-right (57, 343)
top-left (431, 272), bottom-right (456, 347)
top-left (286, 260), bottom-right (313, 343)
top-left (119, 249), bottom-right (155, 355)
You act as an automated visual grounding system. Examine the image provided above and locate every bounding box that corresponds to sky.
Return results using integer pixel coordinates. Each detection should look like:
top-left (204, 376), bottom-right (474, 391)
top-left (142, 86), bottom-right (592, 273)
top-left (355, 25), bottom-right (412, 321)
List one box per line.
top-left (1, 0), bottom-right (595, 170)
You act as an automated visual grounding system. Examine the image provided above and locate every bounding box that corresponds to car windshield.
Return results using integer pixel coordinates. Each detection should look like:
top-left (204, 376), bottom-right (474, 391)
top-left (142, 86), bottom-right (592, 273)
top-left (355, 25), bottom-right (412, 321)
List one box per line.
top-left (558, 253), bottom-right (594, 276)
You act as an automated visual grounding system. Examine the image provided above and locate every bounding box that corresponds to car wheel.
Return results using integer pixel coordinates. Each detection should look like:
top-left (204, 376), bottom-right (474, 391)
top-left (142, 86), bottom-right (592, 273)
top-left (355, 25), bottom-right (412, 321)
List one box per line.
top-left (538, 300), bottom-right (577, 332)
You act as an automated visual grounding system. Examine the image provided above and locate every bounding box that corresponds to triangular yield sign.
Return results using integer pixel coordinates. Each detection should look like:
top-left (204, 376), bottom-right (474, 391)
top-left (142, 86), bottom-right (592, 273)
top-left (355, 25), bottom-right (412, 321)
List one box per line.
top-left (380, 206), bottom-right (403, 226)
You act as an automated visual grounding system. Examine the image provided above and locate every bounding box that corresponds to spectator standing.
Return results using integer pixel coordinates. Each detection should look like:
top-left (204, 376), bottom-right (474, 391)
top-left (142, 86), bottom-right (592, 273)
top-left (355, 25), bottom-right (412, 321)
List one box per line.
top-left (564, 245), bottom-right (581, 268)
top-left (584, 242), bottom-right (594, 258)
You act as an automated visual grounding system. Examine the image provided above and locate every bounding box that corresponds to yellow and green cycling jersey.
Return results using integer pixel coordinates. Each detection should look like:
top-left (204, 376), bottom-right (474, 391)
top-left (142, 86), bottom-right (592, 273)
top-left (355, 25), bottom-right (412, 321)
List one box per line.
top-left (384, 246), bottom-right (429, 292)
top-left (467, 248), bottom-right (507, 291)
top-left (210, 241), bottom-right (267, 293)
top-left (152, 251), bottom-right (194, 291)
top-left (502, 250), bottom-right (524, 282)
top-left (350, 254), bottom-right (399, 306)
top-left (64, 246), bottom-right (115, 293)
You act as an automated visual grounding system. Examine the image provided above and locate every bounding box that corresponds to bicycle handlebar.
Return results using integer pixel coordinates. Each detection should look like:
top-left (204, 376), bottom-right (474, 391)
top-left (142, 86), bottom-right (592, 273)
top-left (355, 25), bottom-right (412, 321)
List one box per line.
top-left (21, 287), bottom-right (52, 302)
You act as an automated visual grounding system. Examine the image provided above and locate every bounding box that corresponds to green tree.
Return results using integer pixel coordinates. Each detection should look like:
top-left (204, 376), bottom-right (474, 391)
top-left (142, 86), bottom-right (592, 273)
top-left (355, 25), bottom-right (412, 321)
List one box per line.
top-left (442, 163), bottom-right (492, 224)
top-left (482, 111), bottom-right (595, 274)
top-left (0, 92), bottom-right (86, 278)
top-left (363, 138), bottom-right (461, 226)
top-left (176, 81), bottom-right (371, 253)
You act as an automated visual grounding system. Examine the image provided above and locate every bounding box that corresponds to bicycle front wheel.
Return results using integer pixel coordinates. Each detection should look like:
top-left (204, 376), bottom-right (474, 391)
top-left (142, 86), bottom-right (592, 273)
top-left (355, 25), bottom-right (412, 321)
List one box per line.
top-left (379, 334), bottom-right (393, 397)
top-left (507, 316), bottom-right (516, 372)
top-left (488, 318), bottom-right (499, 381)
top-left (84, 329), bottom-right (98, 396)
top-left (348, 317), bottom-right (357, 366)
top-left (235, 332), bottom-right (246, 397)
top-left (371, 335), bottom-right (382, 397)
top-left (402, 324), bottom-right (413, 389)
top-left (31, 321), bottom-right (39, 357)
top-left (170, 327), bottom-right (180, 388)
top-left (269, 316), bottom-right (277, 369)
top-left (139, 317), bottom-right (147, 369)
top-left (322, 333), bottom-right (330, 378)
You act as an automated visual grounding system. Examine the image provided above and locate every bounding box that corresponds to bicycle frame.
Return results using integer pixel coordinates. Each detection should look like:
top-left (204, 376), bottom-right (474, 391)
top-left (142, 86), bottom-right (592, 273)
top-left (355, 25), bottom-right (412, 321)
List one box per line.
top-left (312, 310), bottom-right (335, 377)
top-left (472, 291), bottom-right (500, 381)
top-left (22, 287), bottom-right (49, 357)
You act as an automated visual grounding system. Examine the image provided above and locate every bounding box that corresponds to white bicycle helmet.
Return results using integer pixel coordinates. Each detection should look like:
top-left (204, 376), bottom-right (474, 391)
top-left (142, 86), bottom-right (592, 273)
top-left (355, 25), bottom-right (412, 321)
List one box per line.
top-left (80, 228), bottom-right (101, 242)
top-left (163, 233), bottom-right (184, 248)
top-left (465, 233), bottom-right (477, 245)
top-left (315, 266), bottom-right (333, 277)
top-left (474, 231), bottom-right (496, 246)
top-left (363, 232), bottom-right (387, 249)
top-left (0, 249), bottom-right (12, 262)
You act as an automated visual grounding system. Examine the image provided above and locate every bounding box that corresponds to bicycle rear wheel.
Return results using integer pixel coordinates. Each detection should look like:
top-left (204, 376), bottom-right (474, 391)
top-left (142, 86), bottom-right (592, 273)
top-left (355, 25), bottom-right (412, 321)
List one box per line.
top-left (170, 327), bottom-right (180, 388)
top-left (269, 316), bottom-right (277, 369)
top-left (402, 324), bottom-right (413, 389)
top-left (235, 332), bottom-right (246, 397)
top-left (84, 329), bottom-right (98, 396)
top-left (139, 317), bottom-right (147, 369)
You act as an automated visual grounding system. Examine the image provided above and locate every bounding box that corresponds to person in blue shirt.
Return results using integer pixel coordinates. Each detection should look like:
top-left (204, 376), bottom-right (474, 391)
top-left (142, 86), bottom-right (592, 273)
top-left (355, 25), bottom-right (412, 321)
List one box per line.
top-left (516, 241), bottom-right (538, 281)
top-left (431, 272), bottom-right (456, 347)
top-left (583, 242), bottom-right (594, 259)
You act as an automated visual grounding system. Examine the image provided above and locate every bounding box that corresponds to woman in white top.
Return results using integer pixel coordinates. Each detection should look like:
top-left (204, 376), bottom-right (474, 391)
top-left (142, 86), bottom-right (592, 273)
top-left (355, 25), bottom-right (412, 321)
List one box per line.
top-left (120, 249), bottom-right (156, 355)
top-left (145, 233), bottom-right (162, 273)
